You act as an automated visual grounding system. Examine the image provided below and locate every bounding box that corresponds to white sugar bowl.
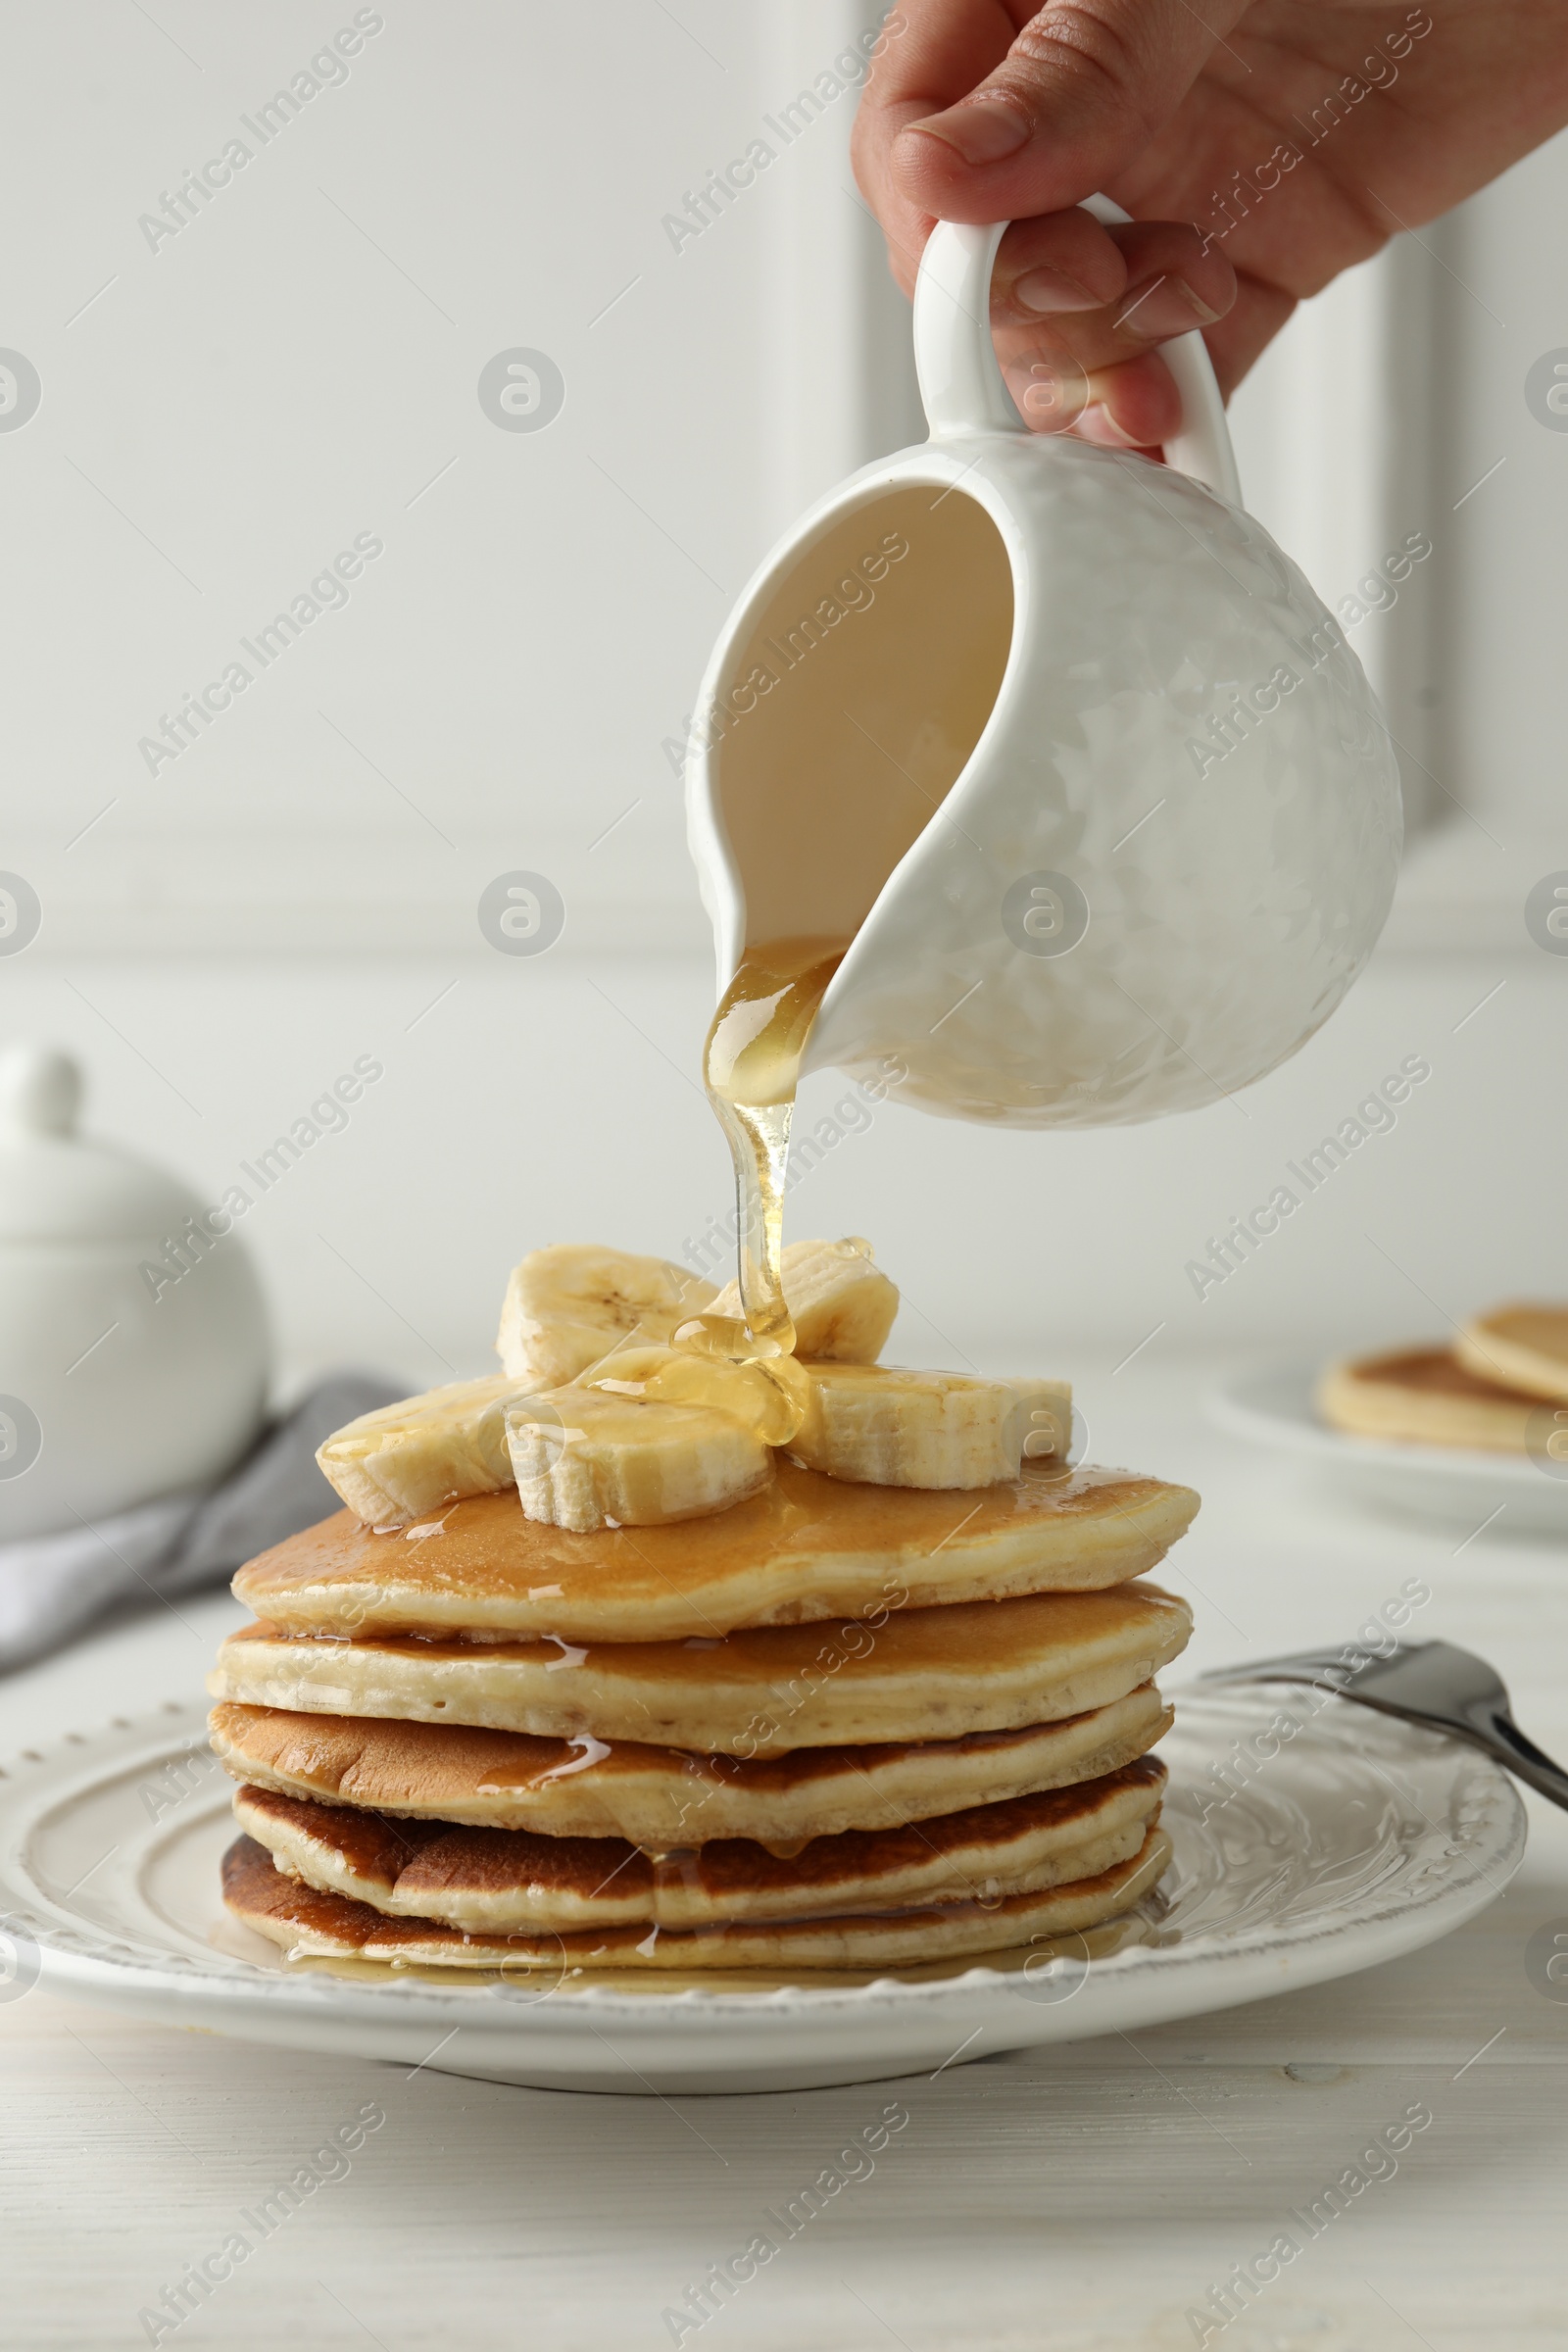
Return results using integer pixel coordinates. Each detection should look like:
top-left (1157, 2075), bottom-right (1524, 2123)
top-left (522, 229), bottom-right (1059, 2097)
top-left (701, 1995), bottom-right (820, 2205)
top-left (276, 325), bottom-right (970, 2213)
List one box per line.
top-left (0, 1045), bottom-right (270, 1542)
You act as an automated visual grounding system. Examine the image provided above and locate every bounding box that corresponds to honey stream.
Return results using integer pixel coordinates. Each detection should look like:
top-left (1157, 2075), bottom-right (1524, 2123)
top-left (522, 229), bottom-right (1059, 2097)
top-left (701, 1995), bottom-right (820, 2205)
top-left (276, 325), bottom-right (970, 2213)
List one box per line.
top-left (688, 935), bottom-right (849, 1362)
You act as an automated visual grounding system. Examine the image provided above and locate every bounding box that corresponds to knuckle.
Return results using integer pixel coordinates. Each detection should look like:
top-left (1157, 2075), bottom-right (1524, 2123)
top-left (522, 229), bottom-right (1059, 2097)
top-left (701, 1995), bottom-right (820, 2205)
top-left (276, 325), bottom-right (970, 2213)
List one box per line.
top-left (1006, 4), bottom-right (1160, 129)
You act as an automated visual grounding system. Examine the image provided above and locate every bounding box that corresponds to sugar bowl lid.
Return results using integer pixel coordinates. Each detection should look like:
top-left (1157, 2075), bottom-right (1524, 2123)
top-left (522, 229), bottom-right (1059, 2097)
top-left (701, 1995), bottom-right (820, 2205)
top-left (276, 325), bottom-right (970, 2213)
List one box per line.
top-left (0, 1044), bottom-right (200, 1243)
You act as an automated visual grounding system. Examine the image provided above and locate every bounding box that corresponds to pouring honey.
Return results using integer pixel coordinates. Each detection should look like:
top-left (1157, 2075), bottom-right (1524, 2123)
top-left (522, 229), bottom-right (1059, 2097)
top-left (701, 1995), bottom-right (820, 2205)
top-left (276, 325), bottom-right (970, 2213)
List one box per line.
top-left (684, 935), bottom-right (849, 1366)
top-left (683, 208), bottom-right (1400, 1135)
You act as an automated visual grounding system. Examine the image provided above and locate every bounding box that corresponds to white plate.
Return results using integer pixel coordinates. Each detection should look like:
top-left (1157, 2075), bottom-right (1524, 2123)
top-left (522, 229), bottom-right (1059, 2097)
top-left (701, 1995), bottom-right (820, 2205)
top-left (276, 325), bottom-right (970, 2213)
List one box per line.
top-left (0, 1689), bottom-right (1524, 2095)
top-left (1208, 1356), bottom-right (1568, 1537)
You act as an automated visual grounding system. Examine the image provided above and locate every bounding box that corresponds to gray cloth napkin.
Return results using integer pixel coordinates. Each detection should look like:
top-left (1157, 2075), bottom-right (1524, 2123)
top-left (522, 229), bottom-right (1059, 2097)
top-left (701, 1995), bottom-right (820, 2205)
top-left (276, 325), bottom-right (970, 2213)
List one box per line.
top-left (0, 1374), bottom-right (405, 1675)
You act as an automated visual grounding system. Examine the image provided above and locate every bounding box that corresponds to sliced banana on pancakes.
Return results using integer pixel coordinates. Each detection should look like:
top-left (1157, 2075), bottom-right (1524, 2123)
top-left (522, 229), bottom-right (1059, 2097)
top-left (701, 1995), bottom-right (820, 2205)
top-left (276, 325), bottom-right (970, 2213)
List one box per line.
top-left (580, 1344), bottom-right (808, 1446)
top-left (507, 1387), bottom-right (773, 1533)
top-left (789, 1365), bottom-right (1071, 1489)
top-left (704, 1236), bottom-right (899, 1362)
top-left (495, 1243), bottom-right (716, 1387)
top-left (316, 1235), bottom-right (1080, 1529)
top-left (507, 1358), bottom-right (1072, 1530)
top-left (317, 1375), bottom-right (535, 1526)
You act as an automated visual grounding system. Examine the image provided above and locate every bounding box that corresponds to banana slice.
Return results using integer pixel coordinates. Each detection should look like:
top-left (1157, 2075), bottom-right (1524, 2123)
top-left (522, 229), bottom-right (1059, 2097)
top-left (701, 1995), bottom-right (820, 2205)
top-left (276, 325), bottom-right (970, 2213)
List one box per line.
top-left (1010, 1377), bottom-right (1075, 1464)
top-left (787, 1365), bottom-right (1073, 1490)
top-left (703, 1238), bottom-right (899, 1363)
top-left (318, 1377), bottom-right (535, 1527)
top-left (584, 1345), bottom-right (808, 1446)
top-left (496, 1244), bottom-right (717, 1386)
top-left (506, 1388), bottom-right (772, 1533)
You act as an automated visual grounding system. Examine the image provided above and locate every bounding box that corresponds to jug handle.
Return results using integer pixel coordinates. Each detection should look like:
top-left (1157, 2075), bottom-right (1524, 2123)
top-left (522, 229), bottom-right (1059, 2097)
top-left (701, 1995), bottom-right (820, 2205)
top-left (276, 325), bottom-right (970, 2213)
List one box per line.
top-left (912, 198), bottom-right (1243, 506)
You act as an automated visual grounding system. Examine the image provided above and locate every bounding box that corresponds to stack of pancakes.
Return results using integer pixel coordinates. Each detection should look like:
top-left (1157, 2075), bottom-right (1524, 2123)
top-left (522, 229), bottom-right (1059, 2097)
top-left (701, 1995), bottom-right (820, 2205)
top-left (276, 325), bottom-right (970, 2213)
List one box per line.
top-left (213, 1457), bottom-right (1199, 1975)
top-left (1320, 1302), bottom-right (1568, 1456)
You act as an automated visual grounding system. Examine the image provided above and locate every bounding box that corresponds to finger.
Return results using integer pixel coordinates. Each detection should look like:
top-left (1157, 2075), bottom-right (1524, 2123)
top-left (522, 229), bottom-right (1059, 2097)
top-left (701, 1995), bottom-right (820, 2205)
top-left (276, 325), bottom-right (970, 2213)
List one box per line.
top-left (992, 216), bottom-right (1234, 336)
top-left (986, 206), bottom-right (1129, 318)
top-left (852, 1), bottom-right (1021, 297)
top-left (890, 0), bottom-right (1246, 224)
top-left (1003, 348), bottom-right (1185, 448)
top-left (995, 219), bottom-right (1233, 445)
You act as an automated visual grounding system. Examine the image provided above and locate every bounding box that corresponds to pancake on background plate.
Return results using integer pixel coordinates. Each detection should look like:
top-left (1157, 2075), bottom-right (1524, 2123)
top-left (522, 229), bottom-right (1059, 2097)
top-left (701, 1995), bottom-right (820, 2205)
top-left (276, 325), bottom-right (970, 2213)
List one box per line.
top-left (1318, 1344), bottom-right (1554, 1454)
top-left (1455, 1303), bottom-right (1568, 1406)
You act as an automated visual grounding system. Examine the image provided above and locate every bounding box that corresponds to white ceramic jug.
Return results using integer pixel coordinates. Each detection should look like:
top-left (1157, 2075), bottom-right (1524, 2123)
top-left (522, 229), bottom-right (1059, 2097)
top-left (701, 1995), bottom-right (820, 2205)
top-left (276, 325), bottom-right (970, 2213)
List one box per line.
top-left (685, 205), bottom-right (1402, 1125)
top-left (0, 1046), bottom-right (270, 1541)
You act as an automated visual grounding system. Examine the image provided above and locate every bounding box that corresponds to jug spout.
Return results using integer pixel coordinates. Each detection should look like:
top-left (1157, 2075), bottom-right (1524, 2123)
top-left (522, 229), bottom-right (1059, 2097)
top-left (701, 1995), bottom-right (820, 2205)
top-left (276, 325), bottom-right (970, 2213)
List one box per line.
top-left (686, 481), bottom-right (1016, 987)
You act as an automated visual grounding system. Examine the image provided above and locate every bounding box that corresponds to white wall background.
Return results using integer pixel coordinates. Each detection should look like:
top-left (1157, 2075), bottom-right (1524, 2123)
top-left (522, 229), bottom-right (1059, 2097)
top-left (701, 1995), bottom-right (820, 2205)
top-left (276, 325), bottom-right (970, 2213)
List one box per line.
top-left (3, 1), bottom-right (1566, 1396)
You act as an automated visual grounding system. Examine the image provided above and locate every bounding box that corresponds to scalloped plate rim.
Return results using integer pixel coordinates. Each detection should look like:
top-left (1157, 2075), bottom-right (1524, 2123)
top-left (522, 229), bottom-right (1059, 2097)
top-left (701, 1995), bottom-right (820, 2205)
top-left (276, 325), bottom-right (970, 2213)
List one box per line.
top-left (0, 1689), bottom-right (1526, 2057)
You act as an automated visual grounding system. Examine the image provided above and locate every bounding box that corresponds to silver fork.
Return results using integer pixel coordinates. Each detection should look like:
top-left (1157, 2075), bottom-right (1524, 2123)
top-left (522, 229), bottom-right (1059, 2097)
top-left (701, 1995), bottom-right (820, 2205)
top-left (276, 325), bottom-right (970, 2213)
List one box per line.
top-left (1200, 1640), bottom-right (1568, 1813)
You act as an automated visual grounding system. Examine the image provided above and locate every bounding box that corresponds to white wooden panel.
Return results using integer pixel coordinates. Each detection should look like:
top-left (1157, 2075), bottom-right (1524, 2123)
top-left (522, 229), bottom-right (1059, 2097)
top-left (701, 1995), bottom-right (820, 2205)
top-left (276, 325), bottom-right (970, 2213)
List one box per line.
top-left (763, 3), bottom-right (926, 525)
top-left (0, 1), bottom-right (832, 956)
top-left (1230, 127), bottom-right (1568, 949)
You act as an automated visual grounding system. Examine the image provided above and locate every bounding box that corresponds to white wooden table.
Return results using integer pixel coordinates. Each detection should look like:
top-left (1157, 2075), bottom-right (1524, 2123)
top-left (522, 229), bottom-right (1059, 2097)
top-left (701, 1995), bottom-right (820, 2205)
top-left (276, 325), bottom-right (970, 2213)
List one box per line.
top-left (4, 1354), bottom-right (1566, 2352)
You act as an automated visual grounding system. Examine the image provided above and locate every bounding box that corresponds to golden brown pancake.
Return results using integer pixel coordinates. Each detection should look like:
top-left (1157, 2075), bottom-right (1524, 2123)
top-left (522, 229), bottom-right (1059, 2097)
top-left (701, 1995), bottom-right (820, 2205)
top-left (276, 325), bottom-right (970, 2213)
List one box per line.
top-left (232, 1757), bottom-right (1165, 1931)
top-left (231, 1457), bottom-right (1200, 1643)
top-left (1455, 1303), bottom-right (1568, 1405)
top-left (1317, 1346), bottom-right (1547, 1452)
top-left (209, 1583), bottom-right (1194, 1755)
top-left (208, 1686), bottom-right (1174, 1844)
top-left (222, 1823), bottom-right (1172, 1969)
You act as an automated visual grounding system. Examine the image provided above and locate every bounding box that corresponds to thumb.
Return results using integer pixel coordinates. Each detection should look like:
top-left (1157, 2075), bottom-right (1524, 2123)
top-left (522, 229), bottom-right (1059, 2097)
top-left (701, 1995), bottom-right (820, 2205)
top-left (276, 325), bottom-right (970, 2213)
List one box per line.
top-left (891, 2), bottom-right (1234, 220)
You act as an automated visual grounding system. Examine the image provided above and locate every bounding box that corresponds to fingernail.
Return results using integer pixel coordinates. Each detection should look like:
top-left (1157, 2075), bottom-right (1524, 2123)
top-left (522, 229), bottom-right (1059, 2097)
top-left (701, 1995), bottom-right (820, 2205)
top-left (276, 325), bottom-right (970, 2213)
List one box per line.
top-left (1004, 360), bottom-right (1088, 433)
top-left (904, 97), bottom-right (1030, 167)
top-left (1012, 266), bottom-right (1101, 316)
top-left (1075, 402), bottom-right (1147, 450)
top-left (1113, 275), bottom-right (1222, 338)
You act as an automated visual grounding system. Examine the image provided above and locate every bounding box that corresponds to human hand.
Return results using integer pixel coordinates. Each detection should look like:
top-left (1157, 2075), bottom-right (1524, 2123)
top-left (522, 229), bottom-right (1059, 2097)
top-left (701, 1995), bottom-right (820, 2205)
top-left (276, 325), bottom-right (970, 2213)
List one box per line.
top-left (853, 1), bottom-right (1568, 447)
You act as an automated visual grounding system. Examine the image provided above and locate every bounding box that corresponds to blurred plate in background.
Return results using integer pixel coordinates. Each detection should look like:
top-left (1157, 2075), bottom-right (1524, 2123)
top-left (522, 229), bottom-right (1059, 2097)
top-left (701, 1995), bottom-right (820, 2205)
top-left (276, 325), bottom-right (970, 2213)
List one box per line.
top-left (1208, 1357), bottom-right (1568, 1537)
